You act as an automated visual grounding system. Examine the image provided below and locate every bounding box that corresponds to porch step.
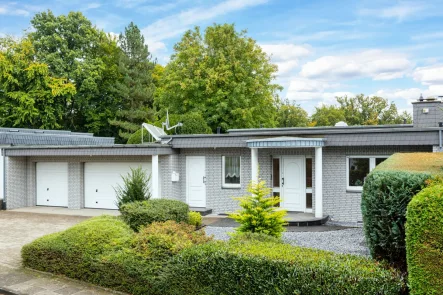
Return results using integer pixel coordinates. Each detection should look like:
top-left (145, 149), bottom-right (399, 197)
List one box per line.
top-left (190, 207), bottom-right (213, 216)
top-left (287, 214), bottom-right (330, 226)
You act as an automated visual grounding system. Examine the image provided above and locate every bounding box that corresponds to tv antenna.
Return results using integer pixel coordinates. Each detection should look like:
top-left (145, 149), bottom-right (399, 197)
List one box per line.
top-left (162, 110), bottom-right (183, 131)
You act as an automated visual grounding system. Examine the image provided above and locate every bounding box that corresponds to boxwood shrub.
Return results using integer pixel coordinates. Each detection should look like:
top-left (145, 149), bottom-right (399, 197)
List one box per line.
top-left (120, 199), bottom-right (189, 231)
top-left (361, 170), bottom-right (430, 272)
top-left (406, 184), bottom-right (443, 295)
top-left (161, 239), bottom-right (406, 295)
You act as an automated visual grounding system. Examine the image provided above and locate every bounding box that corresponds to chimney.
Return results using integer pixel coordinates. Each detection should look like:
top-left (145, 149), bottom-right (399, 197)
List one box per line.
top-left (216, 127), bottom-right (221, 134)
top-left (412, 95), bottom-right (443, 128)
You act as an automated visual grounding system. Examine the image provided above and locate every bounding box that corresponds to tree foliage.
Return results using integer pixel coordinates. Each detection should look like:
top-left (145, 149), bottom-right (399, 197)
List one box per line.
top-left (337, 94), bottom-right (411, 125)
top-left (276, 99), bottom-right (309, 127)
top-left (311, 94), bottom-right (412, 126)
top-left (109, 22), bottom-right (156, 142)
top-left (0, 37), bottom-right (76, 129)
top-left (156, 24), bottom-right (282, 132)
top-left (310, 104), bottom-right (346, 127)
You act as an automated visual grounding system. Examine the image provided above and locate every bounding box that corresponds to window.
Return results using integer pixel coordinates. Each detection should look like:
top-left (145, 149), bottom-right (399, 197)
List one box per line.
top-left (222, 156), bottom-right (241, 188)
top-left (346, 156), bottom-right (388, 191)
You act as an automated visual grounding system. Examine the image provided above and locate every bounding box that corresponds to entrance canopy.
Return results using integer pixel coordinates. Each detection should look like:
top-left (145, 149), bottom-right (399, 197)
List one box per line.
top-left (246, 137), bottom-right (325, 148)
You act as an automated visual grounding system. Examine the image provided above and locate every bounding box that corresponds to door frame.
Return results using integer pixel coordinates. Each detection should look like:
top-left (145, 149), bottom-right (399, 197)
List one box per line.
top-left (279, 155), bottom-right (306, 212)
top-left (186, 156), bottom-right (206, 207)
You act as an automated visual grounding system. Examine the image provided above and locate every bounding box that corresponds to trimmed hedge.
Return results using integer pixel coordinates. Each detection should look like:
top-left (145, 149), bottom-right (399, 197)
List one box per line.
top-left (406, 184), bottom-right (443, 295)
top-left (21, 217), bottom-right (212, 295)
top-left (120, 199), bottom-right (189, 231)
top-left (361, 169), bottom-right (430, 272)
top-left (21, 216), bottom-right (135, 287)
top-left (161, 239), bottom-right (406, 295)
top-left (188, 211), bottom-right (202, 228)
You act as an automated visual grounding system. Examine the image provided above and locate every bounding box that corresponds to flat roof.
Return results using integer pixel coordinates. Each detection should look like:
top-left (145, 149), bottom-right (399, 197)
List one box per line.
top-left (3, 144), bottom-right (176, 157)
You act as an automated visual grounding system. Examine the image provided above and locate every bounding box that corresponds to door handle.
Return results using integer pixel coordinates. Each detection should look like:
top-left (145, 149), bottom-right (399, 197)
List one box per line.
top-left (203, 176), bottom-right (206, 184)
top-left (281, 177), bottom-right (284, 187)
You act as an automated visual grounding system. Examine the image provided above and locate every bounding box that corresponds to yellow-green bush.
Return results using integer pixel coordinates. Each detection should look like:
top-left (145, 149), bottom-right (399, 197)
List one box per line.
top-left (406, 184), bottom-right (443, 295)
top-left (188, 211), bottom-right (202, 228)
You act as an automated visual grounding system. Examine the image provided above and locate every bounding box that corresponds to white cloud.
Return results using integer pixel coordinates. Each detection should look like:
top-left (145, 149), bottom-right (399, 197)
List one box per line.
top-left (300, 49), bottom-right (413, 81)
top-left (0, 5), bottom-right (30, 16)
top-left (411, 31), bottom-right (443, 41)
top-left (284, 77), bottom-right (352, 105)
top-left (260, 44), bottom-right (312, 76)
top-left (359, 2), bottom-right (426, 21)
top-left (413, 65), bottom-right (443, 85)
top-left (374, 85), bottom-right (443, 105)
top-left (85, 3), bottom-right (102, 10)
top-left (141, 0), bottom-right (268, 45)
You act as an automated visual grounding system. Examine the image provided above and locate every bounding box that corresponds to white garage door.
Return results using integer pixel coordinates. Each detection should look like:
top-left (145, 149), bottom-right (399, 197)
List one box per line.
top-left (36, 162), bottom-right (69, 207)
top-left (84, 162), bottom-right (152, 209)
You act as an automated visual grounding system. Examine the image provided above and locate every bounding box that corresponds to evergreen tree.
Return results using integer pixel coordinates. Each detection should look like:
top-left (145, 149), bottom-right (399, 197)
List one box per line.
top-left (110, 22), bottom-right (156, 142)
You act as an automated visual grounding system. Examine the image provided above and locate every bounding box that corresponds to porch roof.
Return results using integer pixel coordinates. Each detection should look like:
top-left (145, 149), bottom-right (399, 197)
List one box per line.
top-left (246, 137), bottom-right (325, 148)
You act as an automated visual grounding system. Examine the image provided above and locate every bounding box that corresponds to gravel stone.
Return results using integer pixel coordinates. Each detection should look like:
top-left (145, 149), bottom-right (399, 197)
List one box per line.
top-left (204, 226), bottom-right (370, 257)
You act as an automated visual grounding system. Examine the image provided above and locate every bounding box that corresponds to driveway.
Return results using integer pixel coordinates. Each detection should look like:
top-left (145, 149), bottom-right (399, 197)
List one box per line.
top-left (0, 211), bottom-right (122, 295)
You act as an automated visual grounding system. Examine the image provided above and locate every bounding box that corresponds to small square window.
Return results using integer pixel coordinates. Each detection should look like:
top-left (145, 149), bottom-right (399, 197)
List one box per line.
top-left (222, 156), bottom-right (241, 188)
top-left (347, 156), bottom-right (389, 191)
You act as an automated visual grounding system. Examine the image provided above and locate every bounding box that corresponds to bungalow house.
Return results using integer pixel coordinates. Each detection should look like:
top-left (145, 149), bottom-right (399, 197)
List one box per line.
top-left (2, 98), bottom-right (442, 222)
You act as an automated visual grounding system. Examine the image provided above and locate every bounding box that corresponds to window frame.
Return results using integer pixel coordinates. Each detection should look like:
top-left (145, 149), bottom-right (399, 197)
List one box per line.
top-left (222, 156), bottom-right (241, 188)
top-left (346, 156), bottom-right (389, 191)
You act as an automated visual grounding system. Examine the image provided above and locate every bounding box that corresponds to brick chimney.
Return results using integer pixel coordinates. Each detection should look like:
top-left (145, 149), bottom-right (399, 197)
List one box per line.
top-left (412, 94), bottom-right (443, 128)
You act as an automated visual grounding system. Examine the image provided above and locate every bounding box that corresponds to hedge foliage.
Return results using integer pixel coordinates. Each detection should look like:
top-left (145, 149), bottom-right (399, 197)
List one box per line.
top-left (361, 170), bottom-right (430, 271)
top-left (22, 217), bottom-right (406, 295)
top-left (188, 211), bottom-right (202, 228)
top-left (162, 238), bottom-right (406, 295)
top-left (406, 184), bottom-right (443, 295)
top-left (120, 199), bottom-right (189, 231)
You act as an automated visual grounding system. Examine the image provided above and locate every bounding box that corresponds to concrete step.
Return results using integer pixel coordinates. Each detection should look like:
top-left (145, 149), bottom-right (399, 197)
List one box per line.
top-left (189, 207), bottom-right (213, 216)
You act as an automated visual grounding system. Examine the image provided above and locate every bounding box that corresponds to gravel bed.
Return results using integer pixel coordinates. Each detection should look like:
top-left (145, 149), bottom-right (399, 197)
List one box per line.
top-left (204, 226), bottom-right (370, 257)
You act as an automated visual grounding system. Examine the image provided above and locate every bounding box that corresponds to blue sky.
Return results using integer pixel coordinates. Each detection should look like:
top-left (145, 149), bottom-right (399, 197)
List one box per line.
top-left (1, 0), bottom-right (443, 114)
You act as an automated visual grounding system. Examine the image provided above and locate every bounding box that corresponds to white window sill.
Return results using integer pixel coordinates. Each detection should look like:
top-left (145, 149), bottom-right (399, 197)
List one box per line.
top-left (222, 185), bottom-right (241, 189)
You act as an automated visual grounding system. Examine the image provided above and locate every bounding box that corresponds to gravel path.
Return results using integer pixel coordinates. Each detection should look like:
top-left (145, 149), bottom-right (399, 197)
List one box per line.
top-left (204, 226), bottom-right (370, 257)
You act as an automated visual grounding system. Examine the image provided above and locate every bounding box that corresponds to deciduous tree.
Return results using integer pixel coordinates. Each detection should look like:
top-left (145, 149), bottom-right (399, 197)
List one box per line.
top-left (276, 99), bottom-right (309, 127)
top-left (0, 37), bottom-right (75, 129)
top-left (156, 24), bottom-right (282, 132)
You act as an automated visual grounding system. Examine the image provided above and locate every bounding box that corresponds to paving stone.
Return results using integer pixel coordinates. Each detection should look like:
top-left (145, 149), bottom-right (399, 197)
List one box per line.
top-left (53, 287), bottom-right (82, 295)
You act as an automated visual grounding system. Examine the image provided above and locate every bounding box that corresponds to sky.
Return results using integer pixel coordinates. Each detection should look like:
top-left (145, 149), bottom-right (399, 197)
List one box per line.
top-left (1, 0), bottom-right (443, 114)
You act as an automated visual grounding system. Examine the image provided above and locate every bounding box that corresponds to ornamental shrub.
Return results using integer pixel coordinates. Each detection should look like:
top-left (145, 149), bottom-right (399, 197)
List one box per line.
top-left (406, 184), bottom-right (443, 295)
top-left (115, 166), bottom-right (151, 209)
top-left (162, 240), bottom-right (406, 295)
top-left (361, 170), bottom-right (430, 272)
top-left (188, 211), bottom-right (202, 228)
top-left (229, 180), bottom-right (287, 238)
top-left (127, 128), bottom-right (151, 144)
top-left (119, 199), bottom-right (189, 231)
top-left (133, 220), bottom-right (212, 258)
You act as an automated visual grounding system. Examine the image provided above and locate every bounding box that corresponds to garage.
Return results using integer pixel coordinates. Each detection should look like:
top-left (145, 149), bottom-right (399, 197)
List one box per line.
top-left (36, 162), bottom-right (69, 207)
top-left (84, 162), bottom-right (152, 209)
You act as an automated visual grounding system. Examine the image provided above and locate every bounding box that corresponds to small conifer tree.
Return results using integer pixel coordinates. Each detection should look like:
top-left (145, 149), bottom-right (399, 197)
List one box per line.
top-left (229, 180), bottom-right (287, 238)
top-left (115, 167), bottom-right (151, 209)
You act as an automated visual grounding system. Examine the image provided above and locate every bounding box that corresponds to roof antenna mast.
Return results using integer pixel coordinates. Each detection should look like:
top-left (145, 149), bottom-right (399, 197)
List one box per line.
top-left (162, 110), bottom-right (183, 131)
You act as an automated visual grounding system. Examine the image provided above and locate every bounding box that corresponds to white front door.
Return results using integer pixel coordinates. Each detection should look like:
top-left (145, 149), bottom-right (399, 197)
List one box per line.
top-left (281, 156), bottom-right (305, 211)
top-left (186, 156), bottom-right (206, 207)
top-left (84, 162), bottom-right (152, 209)
top-left (36, 162), bottom-right (69, 207)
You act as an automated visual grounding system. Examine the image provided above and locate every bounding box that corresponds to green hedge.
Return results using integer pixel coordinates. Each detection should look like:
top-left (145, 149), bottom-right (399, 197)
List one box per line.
top-left (361, 170), bottom-right (430, 272)
top-left (21, 216), bottom-right (135, 286)
top-left (120, 199), bottom-right (189, 231)
top-left (162, 238), bottom-right (406, 295)
top-left (406, 184), bottom-right (443, 295)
